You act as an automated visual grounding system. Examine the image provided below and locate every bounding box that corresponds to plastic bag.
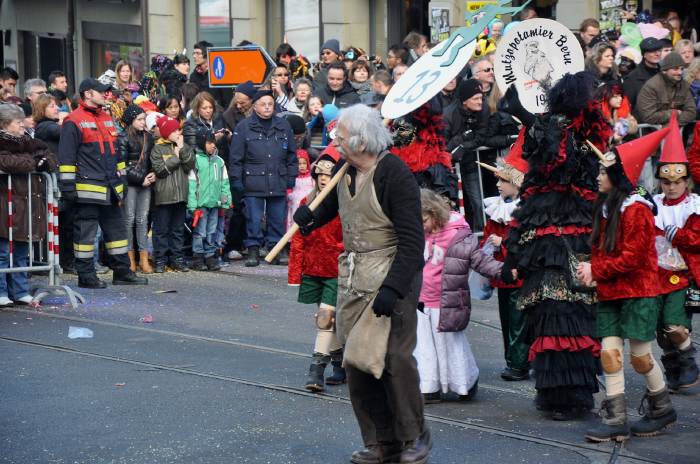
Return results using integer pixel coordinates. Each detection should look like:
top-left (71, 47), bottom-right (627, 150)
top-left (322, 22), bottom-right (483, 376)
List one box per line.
top-left (469, 242), bottom-right (495, 300)
top-left (67, 326), bottom-right (94, 339)
top-left (655, 236), bottom-right (687, 271)
top-left (469, 271), bottom-right (493, 300)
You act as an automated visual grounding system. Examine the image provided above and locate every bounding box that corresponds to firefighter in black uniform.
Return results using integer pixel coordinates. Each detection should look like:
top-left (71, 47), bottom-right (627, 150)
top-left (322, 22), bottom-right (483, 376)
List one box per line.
top-left (58, 78), bottom-right (148, 288)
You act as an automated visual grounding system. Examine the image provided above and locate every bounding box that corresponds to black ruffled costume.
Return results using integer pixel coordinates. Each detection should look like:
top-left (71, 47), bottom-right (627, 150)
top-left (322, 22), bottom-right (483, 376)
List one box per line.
top-left (505, 74), bottom-right (612, 415)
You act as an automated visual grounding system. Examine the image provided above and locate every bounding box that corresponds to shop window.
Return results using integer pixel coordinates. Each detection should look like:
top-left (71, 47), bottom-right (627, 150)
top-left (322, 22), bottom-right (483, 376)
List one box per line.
top-left (90, 41), bottom-right (144, 82)
top-left (198, 0), bottom-right (232, 46)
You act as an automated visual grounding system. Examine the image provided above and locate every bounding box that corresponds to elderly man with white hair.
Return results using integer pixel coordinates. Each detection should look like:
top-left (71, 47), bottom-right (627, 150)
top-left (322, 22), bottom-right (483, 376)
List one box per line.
top-left (293, 104), bottom-right (430, 464)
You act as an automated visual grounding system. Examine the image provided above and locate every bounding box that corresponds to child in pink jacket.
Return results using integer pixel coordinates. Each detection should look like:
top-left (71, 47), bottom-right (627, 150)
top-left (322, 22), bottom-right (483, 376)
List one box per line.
top-left (416, 189), bottom-right (503, 403)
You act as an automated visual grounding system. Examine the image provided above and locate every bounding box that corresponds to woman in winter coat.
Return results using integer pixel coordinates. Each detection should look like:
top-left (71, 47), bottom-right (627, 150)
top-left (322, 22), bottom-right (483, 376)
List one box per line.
top-left (32, 93), bottom-right (64, 155)
top-left (183, 92), bottom-right (229, 161)
top-left (0, 104), bottom-right (57, 307)
top-left (118, 104), bottom-right (156, 274)
top-left (415, 189), bottom-right (502, 403)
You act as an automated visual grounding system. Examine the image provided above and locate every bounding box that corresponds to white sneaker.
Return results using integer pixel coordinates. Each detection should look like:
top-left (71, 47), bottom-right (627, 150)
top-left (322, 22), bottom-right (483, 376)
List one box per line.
top-left (227, 250), bottom-right (243, 260)
top-left (15, 295), bottom-right (34, 305)
top-left (0, 296), bottom-right (12, 307)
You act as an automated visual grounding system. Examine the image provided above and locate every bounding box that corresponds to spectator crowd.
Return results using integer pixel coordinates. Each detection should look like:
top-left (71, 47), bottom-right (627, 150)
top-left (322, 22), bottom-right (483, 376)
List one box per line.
top-left (0, 7), bottom-right (698, 291)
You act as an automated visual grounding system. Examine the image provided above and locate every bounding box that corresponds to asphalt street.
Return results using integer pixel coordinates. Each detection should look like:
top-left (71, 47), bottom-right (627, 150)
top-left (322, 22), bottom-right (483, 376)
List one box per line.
top-left (1, 262), bottom-right (699, 464)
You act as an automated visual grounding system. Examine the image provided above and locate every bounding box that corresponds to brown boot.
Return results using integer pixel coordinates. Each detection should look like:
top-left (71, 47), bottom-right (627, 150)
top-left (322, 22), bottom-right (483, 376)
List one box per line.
top-left (127, 251), bottom-right (137, 273)
top-left (139, 251), bottom-right (154, 274)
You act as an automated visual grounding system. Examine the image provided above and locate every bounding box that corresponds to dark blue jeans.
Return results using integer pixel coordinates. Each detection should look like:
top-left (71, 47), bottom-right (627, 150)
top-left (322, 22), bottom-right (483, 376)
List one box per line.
top-left (242, 196), bottom-right (286, 249)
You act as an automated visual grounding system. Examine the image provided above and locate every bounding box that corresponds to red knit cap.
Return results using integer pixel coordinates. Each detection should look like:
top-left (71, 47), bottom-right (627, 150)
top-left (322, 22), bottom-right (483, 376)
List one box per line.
top-left (156, 116), bottom-right (181, 140)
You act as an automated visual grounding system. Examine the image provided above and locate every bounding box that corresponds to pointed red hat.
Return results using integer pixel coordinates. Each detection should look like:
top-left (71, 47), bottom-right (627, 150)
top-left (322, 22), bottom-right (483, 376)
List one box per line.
top-left (615, 127), bottom-right (670, 186)
top-left (659, 111), bottom-right (687, 164)
top-left (503, 127), bottom-right (529, 174)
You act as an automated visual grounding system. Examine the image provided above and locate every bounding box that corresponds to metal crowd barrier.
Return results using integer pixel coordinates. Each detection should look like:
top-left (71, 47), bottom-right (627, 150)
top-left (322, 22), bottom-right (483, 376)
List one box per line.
top-left (1, 171), bottom-right (84, 308)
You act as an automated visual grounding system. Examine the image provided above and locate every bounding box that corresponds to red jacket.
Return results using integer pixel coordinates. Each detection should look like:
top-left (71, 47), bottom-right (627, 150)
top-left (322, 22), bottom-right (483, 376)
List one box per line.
top-left (58, 102), bottom-right (124, 205)
top-left (288, 197), bottom-right (344, 284)
top-left (672, 214), bottom-right (700, 286)
top-left (688, 121), bottom-right (700, 184)
top-left (591, 201), bottom-right (660, 301)
top-left (480, 219), bottom-right (522, 288)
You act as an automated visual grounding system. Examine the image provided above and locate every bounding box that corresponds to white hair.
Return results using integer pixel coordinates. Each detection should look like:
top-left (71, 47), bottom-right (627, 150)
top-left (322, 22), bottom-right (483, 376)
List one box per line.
top-left (338, 104), bottom-right (393, 155)
top-left (0, 104), bottom-right (25, 129)
top-left (23, 78), bottom-right (46, 97)
top-left (470, 57), bottom-right (490, 76)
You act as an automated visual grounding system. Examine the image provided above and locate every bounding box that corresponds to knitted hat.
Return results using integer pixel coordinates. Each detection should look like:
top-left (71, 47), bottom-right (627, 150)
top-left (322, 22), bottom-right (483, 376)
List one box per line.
top-left (660, 52), bottom-right (686, 71)
top-left (458, 78), bottom-right (482, 102)
top-left (145, 112), bottom-right (164, 131)
top-left (321, 104), bottom-right (339, 126)
top-left (657, 112), bottom-right (688, 181)
top-left (321, 39), bottom-right (341, 56)
top-left (252, 90), bottom-right (273, 103)
top-left (235, 80), bottom-right (256, 99)
top-left (122, 104), bottom-right (145, 127)
top-left (282, 113), bottom-right (306, 135)
top-left (156, 115), bottom-right (181, 140)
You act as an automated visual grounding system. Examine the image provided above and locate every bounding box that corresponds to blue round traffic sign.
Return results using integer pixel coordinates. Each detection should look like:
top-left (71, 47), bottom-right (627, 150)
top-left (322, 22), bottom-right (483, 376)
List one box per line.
top-left (213, 56), bottom-right (225, 79)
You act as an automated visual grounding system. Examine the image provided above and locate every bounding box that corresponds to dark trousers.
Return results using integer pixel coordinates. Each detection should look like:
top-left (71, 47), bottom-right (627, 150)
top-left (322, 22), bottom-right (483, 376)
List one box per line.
top-left (346, 275), bottom-right (425, 445)
top-left (498, 287), bottom-right (530, 370)
top-left (242, 196), bottom-right (286, 249)
top-left (59, 201), bottom-right (75, 269)
top-left (225, 189), bottom-right (246, 252)
top-left (152, 202), bottom-right (186, 262)
top-left (73, 202), bottom-right (130, 276)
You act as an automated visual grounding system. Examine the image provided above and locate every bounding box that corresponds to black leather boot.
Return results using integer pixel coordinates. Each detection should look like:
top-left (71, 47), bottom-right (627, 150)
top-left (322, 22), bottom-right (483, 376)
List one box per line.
top-left (205, 255), bottom-right (221, 271)
top-left (112, 269), bottom-right (148, 285)
top-left (660, 351), bottom-right (681, 391)
top-left (585, 394), bottom-right (630, 442)
top-left (677, 345), bottom-right (700, 389)
top-left (78, 273), bottom-right (107, 289)
top-left (304, 353), bottom-right (329, 392)
top-left (631, 388), bottom-right (677, 437)
top-left (190, 254), bottom-right (205, 271)
top-left (245, 246), bottom-right (260, 267)
top-left (325, 349), bottom-right (346, 385)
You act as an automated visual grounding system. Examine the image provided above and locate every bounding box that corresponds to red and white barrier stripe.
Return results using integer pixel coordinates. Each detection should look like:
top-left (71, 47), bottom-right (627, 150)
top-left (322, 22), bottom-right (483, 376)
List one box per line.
top-left (454, 162), bottom-right (465, 217)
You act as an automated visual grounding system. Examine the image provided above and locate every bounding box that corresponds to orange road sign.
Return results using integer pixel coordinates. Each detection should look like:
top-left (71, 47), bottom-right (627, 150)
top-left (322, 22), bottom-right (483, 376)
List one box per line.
top-left (207, 46), bottom-right (275, 87)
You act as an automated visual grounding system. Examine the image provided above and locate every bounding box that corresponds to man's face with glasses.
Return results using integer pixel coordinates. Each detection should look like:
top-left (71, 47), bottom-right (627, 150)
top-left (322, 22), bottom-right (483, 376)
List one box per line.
top-left (192, 48), bottom-right (205, 66)
top-left (27, 85), bottom-right (47, 102)
top-left (253, 95), bottom-right (275, 119)
top-left (475, 62), bottom-right (495, 84)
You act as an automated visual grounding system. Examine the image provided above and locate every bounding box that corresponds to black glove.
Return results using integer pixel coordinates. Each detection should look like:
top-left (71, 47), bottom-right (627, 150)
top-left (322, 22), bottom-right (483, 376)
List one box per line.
top-left (35, 157), bottom-right (50, 172)
top-left (500, 85), bottom-right (535, 127)
top-left (417, 302), bottom-right (425, 313)
top-left (501, 254), bottom-right (518, 285)
top-left (293, 205), bottom-right (314, 228)
top-left (60, 190), bottom-right (77, 203)
top-left (372, 286), bottom-right (399, 317)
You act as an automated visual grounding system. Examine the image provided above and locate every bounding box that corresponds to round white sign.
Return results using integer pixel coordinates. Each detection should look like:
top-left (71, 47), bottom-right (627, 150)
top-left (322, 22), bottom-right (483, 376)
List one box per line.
top-left (381, 39), bottom-right (477, 119)
top-left (494, 19), bottom-right (584, 114)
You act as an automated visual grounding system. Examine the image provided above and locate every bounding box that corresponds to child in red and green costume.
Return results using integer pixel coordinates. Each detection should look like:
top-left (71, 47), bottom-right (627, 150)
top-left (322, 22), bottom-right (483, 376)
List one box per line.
top-left (653, 113), bottom-right (700, 391)
top-left (578, 129), bottom-right (677, 443)
top-left (478, 128), bottom-right (530, 381)
top-left (288, 146), bottom-right (344, 393)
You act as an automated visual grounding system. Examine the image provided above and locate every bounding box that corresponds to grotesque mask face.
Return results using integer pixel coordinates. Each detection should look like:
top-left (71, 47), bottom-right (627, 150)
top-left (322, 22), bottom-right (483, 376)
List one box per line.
top-left (391, 117), bottom-right (417, 147)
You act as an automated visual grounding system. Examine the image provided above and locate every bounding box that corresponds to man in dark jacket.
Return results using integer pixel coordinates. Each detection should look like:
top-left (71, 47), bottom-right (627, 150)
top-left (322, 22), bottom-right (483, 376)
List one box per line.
top-left (623, 37), bottom-right (662, 108)
top-left (229, 90), bottom-right (298, 267)
top-left (314, 62), bottom-right (361, 109)
top-left (443, 79), bottom-right (489, 230)
top-left (635, 52), bottom-right (696, 126)
top-left (189, 40), bottom-right (232, 108)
